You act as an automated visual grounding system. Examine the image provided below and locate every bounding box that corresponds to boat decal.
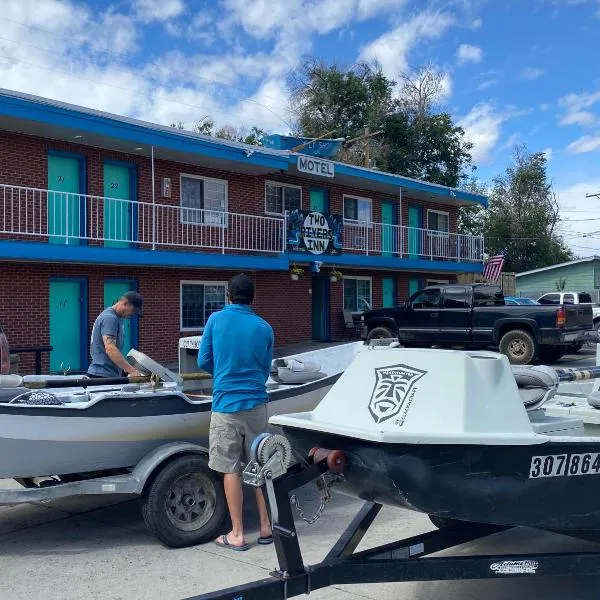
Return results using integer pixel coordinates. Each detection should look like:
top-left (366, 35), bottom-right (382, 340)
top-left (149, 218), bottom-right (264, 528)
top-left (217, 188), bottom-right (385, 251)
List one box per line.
top-left (529, 453), bottom-right (600, 478)
top-left (490, 560), bottom-right (539, 575)
top-left (368, 364), bottom-right (427, 425)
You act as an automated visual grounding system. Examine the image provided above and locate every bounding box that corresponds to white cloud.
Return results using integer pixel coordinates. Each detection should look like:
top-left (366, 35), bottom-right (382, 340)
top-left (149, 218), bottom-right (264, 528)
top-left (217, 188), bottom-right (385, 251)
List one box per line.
top-left (470, 17), bottom-right (483, 28)
top-left (566, 134), bottom-right (600, 153)
top-left (520, 67), bottom-right (545, 80)
top-left (456, 43), bottom-right (483, 64)
top-left (457, 102), bottom-right (507, 163)
top-left (133, 0), bottom-right (186, 23)
top-left (559, 110), bottom-right (597, 126)
top-left (359, 10), bottom-right (455, 77)
top-left (356, 0), bottom-right (410, 20)
top-left (542, 147), bottom-right (553, 160)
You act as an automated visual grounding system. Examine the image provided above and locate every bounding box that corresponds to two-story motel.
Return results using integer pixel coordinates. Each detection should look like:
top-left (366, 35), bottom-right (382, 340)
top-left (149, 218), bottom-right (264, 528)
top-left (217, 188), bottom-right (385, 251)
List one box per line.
top-left (0, 88), bottom-right (487, 374)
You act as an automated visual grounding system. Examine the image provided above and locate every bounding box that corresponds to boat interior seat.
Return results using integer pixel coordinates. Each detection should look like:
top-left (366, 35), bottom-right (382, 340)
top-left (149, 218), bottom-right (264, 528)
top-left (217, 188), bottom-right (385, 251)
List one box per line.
top-left (511, 365), bottom-right (559, 411)
top-left (270, 358), bottom-right (326, 384)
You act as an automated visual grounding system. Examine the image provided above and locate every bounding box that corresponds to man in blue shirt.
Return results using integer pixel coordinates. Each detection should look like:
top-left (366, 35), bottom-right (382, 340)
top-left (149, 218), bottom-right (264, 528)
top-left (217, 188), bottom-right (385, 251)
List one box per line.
top-left (197, 273), bottom-right (274, 551)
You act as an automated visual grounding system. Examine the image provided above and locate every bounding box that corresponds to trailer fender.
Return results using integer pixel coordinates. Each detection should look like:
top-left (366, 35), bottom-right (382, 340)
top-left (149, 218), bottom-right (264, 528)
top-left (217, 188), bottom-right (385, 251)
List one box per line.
top-left (131, 442), bottom-right (209, 495)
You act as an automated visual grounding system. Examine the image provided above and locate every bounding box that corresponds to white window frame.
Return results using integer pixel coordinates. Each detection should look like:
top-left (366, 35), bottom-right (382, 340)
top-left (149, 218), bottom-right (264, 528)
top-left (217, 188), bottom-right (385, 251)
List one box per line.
top-left (265, 180), bottom-right (302, 217)
top-left (180, 173), bottom-right (228, 227)
top-left (342, 275), bottom-right (373, 312)
top-left (426, 209), bottom-right (450, 234)
top-left (343, 194), bottom-right (373, 224)
top-left (180, 280), bottom-right (229, 331)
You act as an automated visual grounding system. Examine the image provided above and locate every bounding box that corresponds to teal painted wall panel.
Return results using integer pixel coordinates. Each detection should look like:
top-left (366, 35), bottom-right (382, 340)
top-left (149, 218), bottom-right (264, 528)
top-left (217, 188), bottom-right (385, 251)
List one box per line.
top-left (516, 261), bottom-right (600, 295)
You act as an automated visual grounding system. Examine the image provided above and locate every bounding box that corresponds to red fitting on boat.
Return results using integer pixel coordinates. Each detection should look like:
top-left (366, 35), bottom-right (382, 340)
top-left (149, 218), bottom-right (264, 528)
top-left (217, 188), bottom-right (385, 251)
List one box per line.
top-left (308, 447), bottom-right (347, 473)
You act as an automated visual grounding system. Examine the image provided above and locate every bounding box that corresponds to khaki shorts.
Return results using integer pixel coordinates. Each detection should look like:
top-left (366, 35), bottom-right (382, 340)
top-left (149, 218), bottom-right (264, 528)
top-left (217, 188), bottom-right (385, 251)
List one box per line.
top-left (208, 403), bottom-right (269, 474)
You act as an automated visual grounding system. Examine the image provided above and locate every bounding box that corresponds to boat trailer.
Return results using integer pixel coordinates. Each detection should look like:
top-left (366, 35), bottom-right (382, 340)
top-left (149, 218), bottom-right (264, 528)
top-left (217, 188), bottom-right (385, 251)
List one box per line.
top-left (188, 435), bottom-right (600, 600)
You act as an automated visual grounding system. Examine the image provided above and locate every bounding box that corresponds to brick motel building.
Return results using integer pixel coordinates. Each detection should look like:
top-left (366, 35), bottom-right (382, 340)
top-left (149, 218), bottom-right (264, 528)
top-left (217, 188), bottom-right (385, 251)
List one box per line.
top-left (0, 89), bottom-right (487, 374)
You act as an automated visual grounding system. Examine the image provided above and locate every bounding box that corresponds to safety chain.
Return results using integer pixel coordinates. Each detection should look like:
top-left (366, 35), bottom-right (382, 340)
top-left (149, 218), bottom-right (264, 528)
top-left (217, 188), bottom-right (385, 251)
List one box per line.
top-left (289, 474), bottom-right (341, 525)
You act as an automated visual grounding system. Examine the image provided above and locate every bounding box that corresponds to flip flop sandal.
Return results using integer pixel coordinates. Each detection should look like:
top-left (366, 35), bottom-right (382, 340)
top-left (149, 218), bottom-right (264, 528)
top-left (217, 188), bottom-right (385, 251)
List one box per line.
top-left (214, 534), bottom-right (250, 551)
top-left (257, 535), bottom-right (273, 545)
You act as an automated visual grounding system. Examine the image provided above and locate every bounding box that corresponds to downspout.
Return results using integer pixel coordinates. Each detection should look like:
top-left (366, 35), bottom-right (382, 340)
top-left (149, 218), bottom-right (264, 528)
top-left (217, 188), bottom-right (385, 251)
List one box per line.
top-left (151, 145), bottom-right (156, 250)
top-left (398, 186), bottom-right (403, 257)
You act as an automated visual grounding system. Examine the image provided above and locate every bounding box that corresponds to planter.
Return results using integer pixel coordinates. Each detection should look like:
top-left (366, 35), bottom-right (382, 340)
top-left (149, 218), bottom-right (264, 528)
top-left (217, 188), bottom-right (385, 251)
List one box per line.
top-left (330, 276), bottom-right (338, 282)
top-left (291, 274), bottom-right (299, 281)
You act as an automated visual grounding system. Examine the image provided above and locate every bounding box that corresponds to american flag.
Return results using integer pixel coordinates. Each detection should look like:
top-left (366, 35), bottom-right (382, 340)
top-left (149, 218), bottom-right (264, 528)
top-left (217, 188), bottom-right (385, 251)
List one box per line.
top-left (483, 248), bottom-right (506, 282)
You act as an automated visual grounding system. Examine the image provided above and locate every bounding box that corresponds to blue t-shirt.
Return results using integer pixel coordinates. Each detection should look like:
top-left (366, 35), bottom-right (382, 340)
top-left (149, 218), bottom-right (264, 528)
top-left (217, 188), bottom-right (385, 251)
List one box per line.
top-left (197, 304), bottom-right (274, 413)
top-left (87, 307), bottom-right (124, 377)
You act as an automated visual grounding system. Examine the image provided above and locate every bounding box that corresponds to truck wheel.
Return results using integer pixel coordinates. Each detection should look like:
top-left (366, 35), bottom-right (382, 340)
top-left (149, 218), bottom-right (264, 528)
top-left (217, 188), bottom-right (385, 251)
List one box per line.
top-left (568, 342), bottom-right (583, 354)
top-left (499, 329), bottom-right (536, 365)
top-left (366, 326), bottom-right (395, 343)
top-left (141, 454), bottom-right (226, 548)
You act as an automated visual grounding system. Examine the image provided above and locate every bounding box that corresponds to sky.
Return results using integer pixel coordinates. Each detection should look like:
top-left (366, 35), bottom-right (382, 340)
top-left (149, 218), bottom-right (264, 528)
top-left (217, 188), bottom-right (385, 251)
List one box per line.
top-left (1, 0), bottom-right (600, 255)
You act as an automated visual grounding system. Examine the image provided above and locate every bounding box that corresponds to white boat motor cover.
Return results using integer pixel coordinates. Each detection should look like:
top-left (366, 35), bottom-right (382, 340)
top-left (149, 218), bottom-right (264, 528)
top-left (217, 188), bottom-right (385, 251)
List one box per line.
top-left (510, 365), bottom-right (559, 410)
top-left (127, 349), bottom-right (184, 384)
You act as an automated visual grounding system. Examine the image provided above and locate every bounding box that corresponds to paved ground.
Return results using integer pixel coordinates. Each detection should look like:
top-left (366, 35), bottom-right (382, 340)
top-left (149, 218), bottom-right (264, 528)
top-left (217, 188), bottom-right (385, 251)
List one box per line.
top-left (1, 343), bottom-right (599, 599)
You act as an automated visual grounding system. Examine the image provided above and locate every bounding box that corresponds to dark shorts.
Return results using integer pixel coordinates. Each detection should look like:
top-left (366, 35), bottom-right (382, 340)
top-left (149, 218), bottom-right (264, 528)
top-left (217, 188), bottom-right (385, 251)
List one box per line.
top-left (208, 403), bottom-right (269, 474)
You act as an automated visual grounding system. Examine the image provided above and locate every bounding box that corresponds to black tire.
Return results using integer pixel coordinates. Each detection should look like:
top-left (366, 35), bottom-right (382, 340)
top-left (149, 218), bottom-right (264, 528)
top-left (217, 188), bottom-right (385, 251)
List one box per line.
top-left (568, 342), bottom-right (583, 354)
top-left (141, 454), bottom-right (226, 548)
top-left (366, 326), bottom-right (395, 343)
top-left (499, 329), bottom-right (536, 365)
top-left (538, 346), bottom-right (566, 363)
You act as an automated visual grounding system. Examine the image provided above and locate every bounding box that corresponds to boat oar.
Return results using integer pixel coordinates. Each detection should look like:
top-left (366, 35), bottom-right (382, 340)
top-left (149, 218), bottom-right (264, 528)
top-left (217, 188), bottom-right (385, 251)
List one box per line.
top-left (0, 371), bottom-right (212, 390)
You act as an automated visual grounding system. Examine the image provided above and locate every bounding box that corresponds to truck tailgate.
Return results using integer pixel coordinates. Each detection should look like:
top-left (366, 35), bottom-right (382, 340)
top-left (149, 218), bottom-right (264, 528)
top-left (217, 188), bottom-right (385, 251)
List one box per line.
top-left (564, 303), bottom-right (593, 330)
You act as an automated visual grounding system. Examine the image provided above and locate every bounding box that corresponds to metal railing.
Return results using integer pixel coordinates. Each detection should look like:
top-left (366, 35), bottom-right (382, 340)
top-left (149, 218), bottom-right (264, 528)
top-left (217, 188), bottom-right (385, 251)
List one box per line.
top-left (0, 184), bottom-right (484, 262)
top-left (342, 219), bottom-right (484, 262)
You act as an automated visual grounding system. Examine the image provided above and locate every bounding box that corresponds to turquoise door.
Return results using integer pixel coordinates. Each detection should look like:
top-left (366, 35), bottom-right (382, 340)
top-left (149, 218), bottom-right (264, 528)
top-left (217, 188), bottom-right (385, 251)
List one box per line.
top-left (383, 277), bottom-right (395, 308)
top-left (408, 206), bottom-right (422, 258)
top-left (408, 278), bottom-right (421, 298)
top-left (381, 201), bottom-right (395, 256)
top-left (47, 155), bottom-right (81, 245)
top-left (311, 276), bottom-right (329, 341)
top-left (104, 280), bottom-right (136, 355)
top-left (103, 164), bottom-right (132, 248)
top-left (309, 189), bottom-right (326, 212)
top-left (49, 280), bottom-right (83, 373)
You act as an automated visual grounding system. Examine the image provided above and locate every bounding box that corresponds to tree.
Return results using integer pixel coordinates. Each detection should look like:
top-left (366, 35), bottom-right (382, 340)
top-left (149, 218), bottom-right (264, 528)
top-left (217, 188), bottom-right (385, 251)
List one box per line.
top-left (457, 178), bottom-right (488, 237)
top-left (482, 145), bottom-right (573, 273)
top-left (169, 119), bottom-right (265, 145)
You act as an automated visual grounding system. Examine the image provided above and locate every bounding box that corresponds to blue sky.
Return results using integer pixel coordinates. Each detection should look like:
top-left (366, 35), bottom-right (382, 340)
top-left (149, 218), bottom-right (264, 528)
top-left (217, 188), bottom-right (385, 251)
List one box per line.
top-left (2, 0), bottom-right (600, 254)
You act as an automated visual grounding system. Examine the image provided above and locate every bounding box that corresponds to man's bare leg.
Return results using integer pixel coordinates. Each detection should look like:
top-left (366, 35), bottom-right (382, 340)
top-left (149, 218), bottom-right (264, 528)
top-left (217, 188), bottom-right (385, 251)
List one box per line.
top-left (219, 472), bottom-right (246, 546)
top-left (254, 488), bottom-right (272, 538)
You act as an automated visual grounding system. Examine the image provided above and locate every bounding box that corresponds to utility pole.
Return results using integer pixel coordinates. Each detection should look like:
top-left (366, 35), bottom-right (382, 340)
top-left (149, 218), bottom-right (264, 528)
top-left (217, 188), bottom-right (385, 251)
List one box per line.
top-left (344, 127), bottom-right (384, 167)
top-left (586, 191), bottom-right (600, 199)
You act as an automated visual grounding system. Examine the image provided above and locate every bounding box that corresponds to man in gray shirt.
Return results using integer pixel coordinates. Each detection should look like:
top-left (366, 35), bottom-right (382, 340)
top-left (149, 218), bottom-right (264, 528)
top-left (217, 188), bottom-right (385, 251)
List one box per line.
top-left (87, 291), bottom-right (144, 378)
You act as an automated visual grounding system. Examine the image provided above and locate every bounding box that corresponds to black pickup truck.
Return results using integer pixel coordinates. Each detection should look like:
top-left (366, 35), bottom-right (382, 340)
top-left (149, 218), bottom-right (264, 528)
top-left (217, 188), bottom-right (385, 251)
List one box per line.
top-left (361, 283), bottom-right (597, 364)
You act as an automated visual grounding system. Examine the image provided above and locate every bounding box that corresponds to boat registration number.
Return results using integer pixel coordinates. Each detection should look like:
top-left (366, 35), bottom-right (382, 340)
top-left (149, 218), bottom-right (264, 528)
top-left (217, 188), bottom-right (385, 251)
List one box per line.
top-left (529, 453), bottom-right (600, 478)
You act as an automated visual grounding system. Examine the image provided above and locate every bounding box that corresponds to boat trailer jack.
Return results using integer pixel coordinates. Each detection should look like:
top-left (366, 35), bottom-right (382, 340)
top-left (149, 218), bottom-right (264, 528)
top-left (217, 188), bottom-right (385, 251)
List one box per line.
top-left (187, 440), bottom-right (600, 600)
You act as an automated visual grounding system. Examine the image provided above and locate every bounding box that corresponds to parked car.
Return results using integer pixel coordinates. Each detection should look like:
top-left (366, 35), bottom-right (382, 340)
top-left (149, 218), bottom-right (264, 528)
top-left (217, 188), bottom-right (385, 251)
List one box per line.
top-left (504, 296), bottom-right (539, 305)
top-left (361, 283), bottom-right (598, 365)
top-left (0, 325), bottom-right (9, 375)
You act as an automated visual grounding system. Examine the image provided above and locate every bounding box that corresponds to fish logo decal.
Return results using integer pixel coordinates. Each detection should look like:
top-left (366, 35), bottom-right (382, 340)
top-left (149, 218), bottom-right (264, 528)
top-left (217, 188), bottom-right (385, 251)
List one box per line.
top-left (369, 364), bottom-right (427, 424)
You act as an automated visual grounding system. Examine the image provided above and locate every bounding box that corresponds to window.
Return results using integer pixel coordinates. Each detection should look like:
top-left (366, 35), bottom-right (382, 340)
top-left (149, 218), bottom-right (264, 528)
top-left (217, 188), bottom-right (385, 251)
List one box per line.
top-left (410, 288), bottom-right (442, 309)
top-left (343, 277), bottom-right (372, 312)
top-left (180, 282), bottom-right (227, 330)
top-left (343, 195), bottom-right (372, 223)
top-left (180, 175), bottom-right (227, 226)
top-left (443, 287), bottom-right (469, 309)
top-left (563, 294), bottom-right (575, 304)
top-left (473, 285), bottom-right (504, 306)
top-left (427, 210), bottom-right (450, 233)
top-left (579, 292), bottom-right (592, 303)
top-left (265, 182), bottom-right (301, 215)
top-left (538, 293), bottom-right (561, 305)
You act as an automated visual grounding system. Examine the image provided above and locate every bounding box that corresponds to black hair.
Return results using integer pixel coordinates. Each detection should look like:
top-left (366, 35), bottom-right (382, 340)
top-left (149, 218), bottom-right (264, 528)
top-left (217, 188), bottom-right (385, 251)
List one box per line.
top-left (228, 273), bottom-right (255, 305)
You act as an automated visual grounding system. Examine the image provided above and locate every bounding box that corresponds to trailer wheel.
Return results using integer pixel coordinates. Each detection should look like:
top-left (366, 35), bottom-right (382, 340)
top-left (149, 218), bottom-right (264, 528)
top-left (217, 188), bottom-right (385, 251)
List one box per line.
top-left (141, 454), bottom-right (226, 548)
top-left (499, 329), bottom-right (536, 365)
top-left (366, 326), bottom-right (395, 343)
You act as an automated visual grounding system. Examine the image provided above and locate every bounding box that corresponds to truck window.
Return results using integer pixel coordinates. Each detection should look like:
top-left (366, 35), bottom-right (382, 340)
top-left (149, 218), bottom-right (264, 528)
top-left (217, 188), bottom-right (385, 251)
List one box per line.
top-left (563, 294), bottom-right (575, 304)
top-left (443, 287), bottom-right (469, 309)
top-left (538, 293), bottom-right (560, 305)
top-left (473, 286), bottom-right (504, 307)
top-left (411, 289), bottom-right (441, 309)
top-left (579, 292), bottom-right (592, 303)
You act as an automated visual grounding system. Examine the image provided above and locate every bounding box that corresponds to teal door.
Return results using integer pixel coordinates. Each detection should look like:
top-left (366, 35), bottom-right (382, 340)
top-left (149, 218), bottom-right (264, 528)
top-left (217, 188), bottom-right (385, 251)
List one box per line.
top-left (311, 276), bottom-right (329, 341)
top-left (103, 164), bottom-right (132, 248)
top-left (309, 189), bottom-right (326, 212)
top-left (381, 201), bottom-right (395, 256)
top-left (49, 280), bottom-right (83, 373)
top-left (408, 278), bottom-right (421, 298)
top-left (408, 206), bottom-right (422, 258)
top-left (47, 155), bottom-right (81, 245)
top-left (104, 280), bottom-right (136, 355)
top-left (383, 277), bottom-right (395, 308)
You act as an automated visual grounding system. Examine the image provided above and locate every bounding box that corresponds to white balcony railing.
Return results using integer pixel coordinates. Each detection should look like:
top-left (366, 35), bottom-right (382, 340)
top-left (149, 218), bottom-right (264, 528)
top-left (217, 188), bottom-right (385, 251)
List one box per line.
top-left (0, 184), bottom-right (484, 262)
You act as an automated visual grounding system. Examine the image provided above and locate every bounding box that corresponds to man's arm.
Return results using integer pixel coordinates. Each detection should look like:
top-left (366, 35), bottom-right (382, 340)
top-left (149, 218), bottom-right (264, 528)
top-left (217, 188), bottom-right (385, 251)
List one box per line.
top-left (197, 318), bottom-right (214, 374)
top-left (102, 335), bottom-right (142, 376)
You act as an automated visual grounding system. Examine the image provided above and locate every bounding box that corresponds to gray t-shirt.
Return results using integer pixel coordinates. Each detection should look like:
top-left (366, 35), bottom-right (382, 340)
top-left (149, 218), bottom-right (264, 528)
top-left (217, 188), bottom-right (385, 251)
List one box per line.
top-left (87, 308), bottom-right (124, 377)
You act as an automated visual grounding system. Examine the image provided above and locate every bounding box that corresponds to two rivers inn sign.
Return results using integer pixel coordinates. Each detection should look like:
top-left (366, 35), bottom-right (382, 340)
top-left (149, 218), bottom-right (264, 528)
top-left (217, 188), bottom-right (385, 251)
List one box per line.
top-left (287, 210), bottom-right (343, 255)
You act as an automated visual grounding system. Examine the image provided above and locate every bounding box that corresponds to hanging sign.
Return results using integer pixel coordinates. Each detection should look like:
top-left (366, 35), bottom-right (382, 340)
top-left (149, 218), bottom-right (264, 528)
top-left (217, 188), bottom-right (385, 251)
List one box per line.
top-left (297, 155), bottom-right (335, 178)
top-left (287, 210), bottom-right (343, 255)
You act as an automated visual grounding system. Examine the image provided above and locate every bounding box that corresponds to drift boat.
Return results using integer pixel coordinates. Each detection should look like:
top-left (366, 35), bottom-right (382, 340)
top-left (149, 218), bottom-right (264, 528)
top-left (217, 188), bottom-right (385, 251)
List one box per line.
top-left (267, 346), bottom-right (600, 534)
top-left (0, 343), bottom-right (363, 480)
